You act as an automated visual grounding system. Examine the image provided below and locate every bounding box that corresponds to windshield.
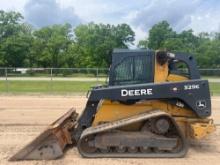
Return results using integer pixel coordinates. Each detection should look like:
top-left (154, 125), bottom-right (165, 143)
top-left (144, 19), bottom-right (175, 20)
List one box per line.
top-left (112, 55), bottom-right (153, 85)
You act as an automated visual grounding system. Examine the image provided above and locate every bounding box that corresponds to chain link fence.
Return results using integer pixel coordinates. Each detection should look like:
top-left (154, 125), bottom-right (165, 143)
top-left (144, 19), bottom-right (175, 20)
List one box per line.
top-left (0, 67), bottom-right (220, 95)
top-left (0, 67), bottom-right (109, 79)
top-left (0, 68), bottom-right (109, 94)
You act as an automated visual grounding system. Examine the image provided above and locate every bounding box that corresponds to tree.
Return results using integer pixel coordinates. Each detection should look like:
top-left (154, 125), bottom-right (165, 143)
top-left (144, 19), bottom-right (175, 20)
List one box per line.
top-left (196, 38), bottom-right (220, 68)
top-left (0, 10), bottom-right (23, 39)
top-left (178, 30), bottom-right (199, 53)
top-left (138, 38), bottom-right (148, 49)
top-left (32, 24), bottom-right (73, 68)
top-left (142, 20), bottom-right (220, 68)
top-left (1, 10), bottom-right (220, 69)
top-left (162, 30), bottom-right (199, 53)
top-left (148, 21), bottom-right (175, 49)
top-left (0, 10), bottom-right (32, 67)
top-left (72, 23), bottom-right (135, 67)
top-left (163, 38), bottom-right (185, 51)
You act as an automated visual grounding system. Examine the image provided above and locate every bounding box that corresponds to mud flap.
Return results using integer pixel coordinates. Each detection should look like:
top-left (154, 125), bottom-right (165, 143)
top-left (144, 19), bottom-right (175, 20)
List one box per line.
top-left (9, 108), bottom-right (78, 161)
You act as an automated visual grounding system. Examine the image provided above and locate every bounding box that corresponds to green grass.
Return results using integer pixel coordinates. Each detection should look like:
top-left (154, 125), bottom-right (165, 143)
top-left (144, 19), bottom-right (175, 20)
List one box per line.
top-left (0, 80), bottom-right (220, 95)
top-left (209, 82), bottom-right (220, 95)
top-left (0, 80), bottom-right (104, 94)
top-left (202, 76), bottom-right (220, 79)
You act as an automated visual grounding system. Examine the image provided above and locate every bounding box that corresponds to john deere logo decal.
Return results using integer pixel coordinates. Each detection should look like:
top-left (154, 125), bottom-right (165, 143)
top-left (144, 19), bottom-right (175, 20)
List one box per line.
top-left (196, 100), bottom-right (206, 109)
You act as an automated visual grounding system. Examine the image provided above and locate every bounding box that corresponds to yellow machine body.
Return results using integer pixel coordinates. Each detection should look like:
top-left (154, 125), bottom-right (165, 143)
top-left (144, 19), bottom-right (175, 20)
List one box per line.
top-left (92, 52), bottom-right (215, 140)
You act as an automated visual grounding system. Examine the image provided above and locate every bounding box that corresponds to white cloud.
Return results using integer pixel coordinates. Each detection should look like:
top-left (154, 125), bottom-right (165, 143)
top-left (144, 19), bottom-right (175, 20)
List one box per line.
top-left (57, 0), bottom-right (133, 24)
top-left (0, 0), bottom-right (27, 12)
top-left (189, 6), bottom-right (220, 33)
top-left (24, 0), bottom-right (81, 27)
top-left (131, 0), bottom-right (200, 31)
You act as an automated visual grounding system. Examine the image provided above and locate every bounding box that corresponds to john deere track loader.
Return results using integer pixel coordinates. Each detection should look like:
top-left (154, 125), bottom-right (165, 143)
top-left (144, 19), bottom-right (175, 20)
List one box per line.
top-left (10, 49), bottom-right (216, 160)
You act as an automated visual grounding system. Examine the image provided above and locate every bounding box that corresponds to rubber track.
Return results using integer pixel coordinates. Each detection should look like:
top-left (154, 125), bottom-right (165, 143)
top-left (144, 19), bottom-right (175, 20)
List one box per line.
top-left (77, 110), bottom-right (188, 158)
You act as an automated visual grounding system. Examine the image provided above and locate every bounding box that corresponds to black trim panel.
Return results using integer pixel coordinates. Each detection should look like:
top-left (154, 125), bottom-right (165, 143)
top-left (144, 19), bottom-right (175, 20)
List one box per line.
top-left (89, 80), bottom-right (211, 118)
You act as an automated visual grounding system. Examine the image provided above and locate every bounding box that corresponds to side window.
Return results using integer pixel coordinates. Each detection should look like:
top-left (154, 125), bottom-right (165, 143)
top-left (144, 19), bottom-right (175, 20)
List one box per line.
top-left (134, 56), bottom-right (146, 80)
top-left (113, 55), bottom-right (152, 85)
top-left (114, 57), bottom-right (133, 83)
top-left (169, 61), bottom-right (189, 77)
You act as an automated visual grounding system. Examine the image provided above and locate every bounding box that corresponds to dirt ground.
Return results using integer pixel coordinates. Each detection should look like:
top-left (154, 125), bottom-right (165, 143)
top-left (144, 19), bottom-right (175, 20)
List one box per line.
top-left (0, 95), bottom-right (220, 165)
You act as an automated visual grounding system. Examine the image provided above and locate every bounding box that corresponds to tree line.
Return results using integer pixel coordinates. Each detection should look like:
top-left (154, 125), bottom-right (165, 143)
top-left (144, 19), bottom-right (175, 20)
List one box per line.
top-left (0, 10), bottom-right (220, 68)
top-left (138, 21), bottom-right (220, 68)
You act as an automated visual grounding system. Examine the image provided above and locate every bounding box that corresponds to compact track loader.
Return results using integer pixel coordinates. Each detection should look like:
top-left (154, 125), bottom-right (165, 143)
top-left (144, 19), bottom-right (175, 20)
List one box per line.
top-left (10, 49), bottom-right (216, 160)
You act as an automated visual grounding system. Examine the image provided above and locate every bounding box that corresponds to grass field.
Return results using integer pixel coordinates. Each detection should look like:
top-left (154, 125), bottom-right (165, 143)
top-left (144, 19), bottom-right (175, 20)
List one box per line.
top-left (0, 80), bottom-right (220, 95)
top-left (0, 80), bottom-right (104, 94)
top-left (210, 82), bottom-right (220, 95)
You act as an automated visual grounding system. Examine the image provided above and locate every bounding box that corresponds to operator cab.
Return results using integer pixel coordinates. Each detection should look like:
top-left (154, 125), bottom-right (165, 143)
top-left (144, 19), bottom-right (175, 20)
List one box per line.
top-left (109, 49), bottom-right (200, 86)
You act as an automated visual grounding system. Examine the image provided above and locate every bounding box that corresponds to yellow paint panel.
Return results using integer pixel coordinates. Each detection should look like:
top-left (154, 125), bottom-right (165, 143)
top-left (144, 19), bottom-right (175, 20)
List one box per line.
top-left (92, 100), bottom-right (196, 127)
top-left (167, 74), bottom-right (189, 82)
top-left (190, 121), bottom-right (216, 139)
top-left (154, 61), bottom-right (168, 83)
top-left (92, 100), bottom-right (152, 126)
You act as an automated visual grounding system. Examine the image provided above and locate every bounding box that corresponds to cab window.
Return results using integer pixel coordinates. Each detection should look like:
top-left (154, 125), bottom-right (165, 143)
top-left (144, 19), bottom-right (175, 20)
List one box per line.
top-left (113, 55), bottom-right (152, 85)
top-left (169, 61), bottom-right (189, 77)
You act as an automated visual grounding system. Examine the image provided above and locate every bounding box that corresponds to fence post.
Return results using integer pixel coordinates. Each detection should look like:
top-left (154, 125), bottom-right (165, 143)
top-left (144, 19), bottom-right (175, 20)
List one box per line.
top-left (50, 68), bottom-right (53, 92)
top-left (96, 68), bottom-right (99, 83)
top-left (5, 67), bottom-right (8, 92)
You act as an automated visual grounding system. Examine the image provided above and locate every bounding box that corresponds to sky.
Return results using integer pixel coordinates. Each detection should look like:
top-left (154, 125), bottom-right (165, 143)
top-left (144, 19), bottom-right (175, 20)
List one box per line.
top-left (1, 0), bottom-right (220, 42)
